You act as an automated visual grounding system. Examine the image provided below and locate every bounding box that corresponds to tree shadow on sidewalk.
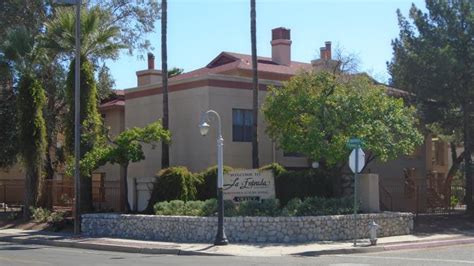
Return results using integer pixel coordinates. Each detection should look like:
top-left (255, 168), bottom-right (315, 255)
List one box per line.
top-left (413, 212), bottom-right (474, 237)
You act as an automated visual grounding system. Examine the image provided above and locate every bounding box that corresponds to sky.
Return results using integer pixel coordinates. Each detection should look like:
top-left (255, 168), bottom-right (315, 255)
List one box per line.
top-left (106, 0), bottom-right (427, 90)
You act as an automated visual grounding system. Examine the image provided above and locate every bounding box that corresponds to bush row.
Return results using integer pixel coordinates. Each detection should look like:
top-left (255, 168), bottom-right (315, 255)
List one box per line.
top-left (154, 196), bottom-right (356, 217)
top-left (150, 163), bottom-right (336, 205)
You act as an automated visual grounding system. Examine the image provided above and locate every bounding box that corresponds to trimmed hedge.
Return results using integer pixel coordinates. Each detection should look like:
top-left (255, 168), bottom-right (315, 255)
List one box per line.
top-left (153, 167), bottom-right (202, 202)
top-left (275, 169), bottom-right (335, 205)
top-left (153, 197), bottom-right (355, 217)
top-left (149, 163), bottom-right (337, 209)
top-left (195, 165), bottom-right (233, 200)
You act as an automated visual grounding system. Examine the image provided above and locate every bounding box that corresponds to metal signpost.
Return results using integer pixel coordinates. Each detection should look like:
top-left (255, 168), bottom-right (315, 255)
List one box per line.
top-left (348, 138), bottom-right (365, 247)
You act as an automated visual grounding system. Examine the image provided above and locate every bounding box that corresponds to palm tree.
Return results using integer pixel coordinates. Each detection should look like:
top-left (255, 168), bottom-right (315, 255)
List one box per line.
top-left (250, 0), bottom-right (259, 168)
top-left (1, 27), bottom-right (47, 219)
top-left (161, 0), bottom-right (170, 169)
top-left (44, 6), bottom-right (124, 212)
top-left (44, 7), bottom-right (123, 62)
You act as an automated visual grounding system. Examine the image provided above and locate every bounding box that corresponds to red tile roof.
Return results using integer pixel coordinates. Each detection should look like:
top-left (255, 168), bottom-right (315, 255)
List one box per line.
top-left (169, 52), bottom-right (312, 82)
top-left (100, 99), bottom-right (124, 110)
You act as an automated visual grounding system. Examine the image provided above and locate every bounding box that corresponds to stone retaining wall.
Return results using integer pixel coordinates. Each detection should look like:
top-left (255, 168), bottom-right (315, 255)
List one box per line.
top-left (82, 212), bottom-right (413, 243)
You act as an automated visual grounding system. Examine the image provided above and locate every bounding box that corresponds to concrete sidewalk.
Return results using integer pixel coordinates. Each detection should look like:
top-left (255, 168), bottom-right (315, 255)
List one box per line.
top-left (0, 228), bottom-right (473, 257)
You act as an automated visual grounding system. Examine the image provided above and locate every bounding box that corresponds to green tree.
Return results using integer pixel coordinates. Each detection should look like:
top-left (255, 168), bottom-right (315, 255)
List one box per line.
top-left (64, 57), bottom-right (104, 212)
top-left (388, 0), bottom-right (474, 211)
top-left (161, 0), bottom-right (170, 169)
top-left (44, 6), bottom-right (125, 212)
top-left (89, 0), bottom-right (161, 56)
top-left (168, 67), bottom-right (184, 78)
top-left (44, 6), bottom-right (124, 63)
top-left (96, 63), bottom-right (115, 102)
top-left (1, 26), bottom-right (48, 218)
top-left (82, 121), bottom-right (170, 212)
top-left (0, 89), bottom-right (18, 168)
top-left (250, 0), bottom-right (260, 168)
top-left (263, 72), bottom-right (423, 194)
top-left (17, 75), bottom-right (47, 219)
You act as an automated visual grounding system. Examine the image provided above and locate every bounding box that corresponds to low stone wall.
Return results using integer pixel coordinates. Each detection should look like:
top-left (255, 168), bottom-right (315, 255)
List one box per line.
top-left (82, 212), bottom-right (413, 243)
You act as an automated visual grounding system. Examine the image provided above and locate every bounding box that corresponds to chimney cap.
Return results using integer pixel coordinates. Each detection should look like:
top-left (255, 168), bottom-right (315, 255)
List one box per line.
top-left (272, 27), bottom-right (291, 41)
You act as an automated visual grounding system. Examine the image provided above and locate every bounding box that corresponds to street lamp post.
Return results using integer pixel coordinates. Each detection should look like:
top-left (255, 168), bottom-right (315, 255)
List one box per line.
top-left (199, 110), bottom-right (229, 246)
top-left (53, 0), bottom-right (81, 235)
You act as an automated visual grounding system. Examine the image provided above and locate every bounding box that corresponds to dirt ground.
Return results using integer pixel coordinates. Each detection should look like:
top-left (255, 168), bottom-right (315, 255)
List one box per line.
top-left (0, 211), bottom-right (73, 232)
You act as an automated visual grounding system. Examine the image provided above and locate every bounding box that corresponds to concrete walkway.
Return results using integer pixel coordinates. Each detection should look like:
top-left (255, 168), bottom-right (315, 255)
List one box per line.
top-left (1, 228), bottom-right (473, 257)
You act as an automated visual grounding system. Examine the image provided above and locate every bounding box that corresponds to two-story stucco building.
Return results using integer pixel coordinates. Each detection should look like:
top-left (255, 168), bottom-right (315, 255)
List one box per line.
top-left (98, 27), bottom-right (449, 211)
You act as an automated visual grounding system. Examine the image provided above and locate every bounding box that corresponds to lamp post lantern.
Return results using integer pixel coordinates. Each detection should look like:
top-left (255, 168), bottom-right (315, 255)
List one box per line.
top-left (53, 0), bottom-right (81, 235)
top-left (199, 110), bottom-right (229, 246)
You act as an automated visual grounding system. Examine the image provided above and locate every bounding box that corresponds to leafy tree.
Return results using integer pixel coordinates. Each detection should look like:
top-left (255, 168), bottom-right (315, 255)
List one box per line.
top-left (0, 89), bottom-right (18, 168)
top-left (88, 0), bottom-right (161, 56)
top-left (44, 6), bottom-right (125, 63)
top-left (263, 71), bottom-right (423, 194)
top-left (17, 75), bottom-right (47, 219)
top-left (64, 57), bottom-right (104, 212)
top-left (45, 5), bottom-right (125, 212)
top-left (250, 0), bottom-right (260, 168)
top-left (388, 0), bottom-right (474, 211)
top-left (1, 26), bottom-right (48, 218)
top-left (161, 0), bottom-right (170, 169)
top-left (0, 0), bottom-right (46, 38)
top-left (96, 63), bottom-right (115, 102)
top-left (82, 121), bottom-right (170, 212)
top-left (168, 67), bottom-right (184, 78)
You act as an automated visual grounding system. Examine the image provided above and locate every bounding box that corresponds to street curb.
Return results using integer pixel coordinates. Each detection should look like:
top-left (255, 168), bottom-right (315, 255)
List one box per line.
top-left (290, 238), bottom-right (474, 257)
top-left (0, 235), bottom-right (232, 256)
top-left (382, 238), bottom-right (474, 251)
top-left (1, 234), bottom-right (473, 257)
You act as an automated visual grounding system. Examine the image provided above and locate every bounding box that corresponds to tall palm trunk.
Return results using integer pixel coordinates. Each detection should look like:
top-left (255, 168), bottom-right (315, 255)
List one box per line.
top-left (250, 0), bottom-right (259, 168)
top-left (463, 102), bottom-right (473, 212)
top-left (161, 0), bottom-right (170, 169)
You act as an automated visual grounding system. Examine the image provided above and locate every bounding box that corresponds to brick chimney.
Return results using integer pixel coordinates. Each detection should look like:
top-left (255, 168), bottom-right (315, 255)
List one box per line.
top-left (271, 27), bottom-right (292, 66)
top-left (312, 41), bottom-right (339, 72)
top-left (136, 52), bottom-right (162, 86)
top-left (325, 41), bottom-right (332, 60)
top-left (147, 52), bottom-right (155, 69)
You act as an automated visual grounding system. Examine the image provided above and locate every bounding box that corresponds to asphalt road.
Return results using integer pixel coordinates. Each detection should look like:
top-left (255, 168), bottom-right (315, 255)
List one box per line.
top-left (0, 241), bottom-right (473, 266)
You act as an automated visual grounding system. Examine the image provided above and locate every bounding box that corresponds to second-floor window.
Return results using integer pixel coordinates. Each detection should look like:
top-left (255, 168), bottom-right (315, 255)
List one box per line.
top-left (232, 109), bottom-right (253, 142)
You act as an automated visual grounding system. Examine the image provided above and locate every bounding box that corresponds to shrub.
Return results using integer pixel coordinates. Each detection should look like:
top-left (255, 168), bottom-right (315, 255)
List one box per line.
top-left (259, 163), bottom-right (287, 177)
top-left (153, 197), bottom-right (355, 217)
top-left (184, 201), bottom-right (205, 216)
top-left (30, 207), bottom-right (66, 231)
top-left (153, 167), bottom-right (202, 202)
top-left (30, 207), bottom-right (51, 223)
top-left (280, 198), bottom-right (302, 217)
top-left (154, 200), bottom-right (186, 215)
top-left (275, 169), bottom-right (334, 205)
top-left (47, 211), bottom-right (66, 231)
top-left (201, 198), bottom-right (218, 216)
top-left (196, 165), bottom-right (233, 200)
top-left (292, 196), bottom-right (355, 216)
top-left (238, 199), bottom-right (280, 217)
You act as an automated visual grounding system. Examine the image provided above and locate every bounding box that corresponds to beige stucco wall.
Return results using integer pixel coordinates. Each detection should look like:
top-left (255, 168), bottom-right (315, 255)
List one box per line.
top-left (96, 107), bottom-right (125, 182)
top-left (124, 74), bottom-right (310, 180)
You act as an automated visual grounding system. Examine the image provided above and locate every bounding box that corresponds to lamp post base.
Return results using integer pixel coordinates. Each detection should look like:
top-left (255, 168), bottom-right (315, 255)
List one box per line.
top-left (214, 188), bottom-right (228, 246)
top-left (214, 234), bottom-right (229, 246)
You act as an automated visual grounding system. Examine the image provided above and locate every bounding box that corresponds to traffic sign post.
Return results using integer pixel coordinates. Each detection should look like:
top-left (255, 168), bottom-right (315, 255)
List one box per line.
top-left (348, 138), bottom-right (365, 247)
